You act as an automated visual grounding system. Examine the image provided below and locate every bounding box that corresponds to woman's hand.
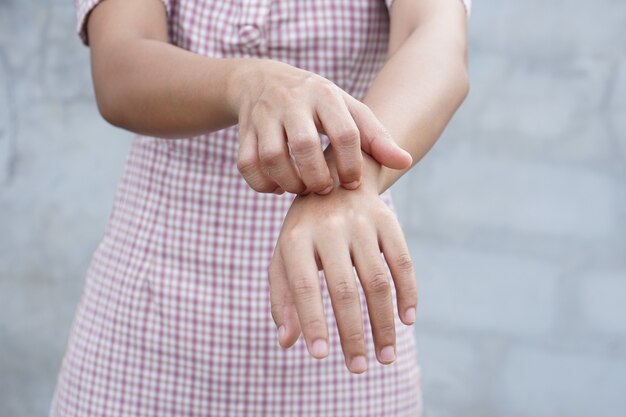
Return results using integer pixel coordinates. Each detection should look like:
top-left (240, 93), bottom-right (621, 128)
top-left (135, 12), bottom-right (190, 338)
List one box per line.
top-left (268, 149), bottom-right (418, 373)
top-left (231, 59), bottom-right (412, 195)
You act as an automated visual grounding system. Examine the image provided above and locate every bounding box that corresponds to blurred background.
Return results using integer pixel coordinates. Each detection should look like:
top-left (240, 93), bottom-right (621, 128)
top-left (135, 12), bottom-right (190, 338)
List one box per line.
top-left (1, 0), bottom-right (625, 416)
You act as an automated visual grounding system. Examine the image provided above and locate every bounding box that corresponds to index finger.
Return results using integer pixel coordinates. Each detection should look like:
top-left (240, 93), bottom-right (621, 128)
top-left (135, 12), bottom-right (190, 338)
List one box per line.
top-left (378, 215), bottom-right (418, 326)
top-left (315, 96), bottom-right (363, 189)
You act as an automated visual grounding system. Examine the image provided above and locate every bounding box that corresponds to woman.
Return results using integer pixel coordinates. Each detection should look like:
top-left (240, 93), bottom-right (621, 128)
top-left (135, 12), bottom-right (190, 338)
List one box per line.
top-left (50, 0), bottom-right (470, 416)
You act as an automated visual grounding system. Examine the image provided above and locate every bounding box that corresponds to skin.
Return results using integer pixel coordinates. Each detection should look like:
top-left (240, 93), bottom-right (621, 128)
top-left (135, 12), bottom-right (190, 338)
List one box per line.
top-left (270, 148), bottom-right (417, 373)
top-left (233, 62), bottom-right (413, 194)
top-left (85, 0), bottom-right (468, 374)
top-left (270, 0), bottom-right (469, 373)
top-left (85, 0), bottom-right (412, 195)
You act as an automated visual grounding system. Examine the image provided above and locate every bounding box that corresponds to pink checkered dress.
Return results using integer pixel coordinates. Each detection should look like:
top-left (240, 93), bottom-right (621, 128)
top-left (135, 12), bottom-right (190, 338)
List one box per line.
top-left (51, 1), bottom-right (470, 416)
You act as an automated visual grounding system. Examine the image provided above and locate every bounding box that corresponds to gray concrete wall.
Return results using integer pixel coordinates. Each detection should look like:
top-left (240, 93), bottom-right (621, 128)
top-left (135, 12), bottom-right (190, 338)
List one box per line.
top-left (1, 1), bottom-right (625, 416)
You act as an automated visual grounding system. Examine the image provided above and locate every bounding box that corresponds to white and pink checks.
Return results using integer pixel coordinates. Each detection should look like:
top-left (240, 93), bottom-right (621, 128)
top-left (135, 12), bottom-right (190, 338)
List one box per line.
top-left (51, 1), bottom-right (469, 416)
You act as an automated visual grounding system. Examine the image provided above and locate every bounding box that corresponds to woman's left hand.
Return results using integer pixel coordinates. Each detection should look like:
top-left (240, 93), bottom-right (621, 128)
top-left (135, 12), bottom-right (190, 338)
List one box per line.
top-left (268, 151), bottom-right (418, 374)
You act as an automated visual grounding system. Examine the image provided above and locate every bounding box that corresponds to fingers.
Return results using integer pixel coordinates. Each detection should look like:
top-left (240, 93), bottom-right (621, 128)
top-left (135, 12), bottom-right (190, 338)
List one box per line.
top-left (377, 214), bottom-right (418, 326)
top-left (352, 237), bottom-right (396, 365)
top-left (345, 96), bottom-right (413, 170)
top-left (237, 130), bottom-right (282, 193)
top-left (281, 239), bottom-right (330, 359)
top-left (238, 68), bottom-right (413, 196)
top-left (315, 94), bottom-right (363, 189)
top-left (316, 241), bottom-right (368, 373)
top-left (283, 113), bottom-right (334, 195)
top-left (257, 121), bottom-right (307, 194)
top-left (269, 249), bottom-right (302, 348)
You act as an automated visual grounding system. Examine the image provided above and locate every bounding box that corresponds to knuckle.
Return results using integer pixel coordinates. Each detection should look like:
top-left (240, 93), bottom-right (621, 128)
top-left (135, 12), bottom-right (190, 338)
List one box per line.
top-left (376, 204), bottom-right (396, 221)
top-left (250, 102), bottom-right (271, 122)
top-left (400, 285), bottom-right (419, 302)
top-left (237, 164), bottom-right (276, 193)
top-left (322, 214), bottom-right (345, 230)
top-left (394, 253), bottom-right (414, 273)
top-left (302, 72), bottom-right (320, 85)
top-left (379, 123), bottom-right (392, 139)
top-left (290, 278), bottom-right (317, 298)
top-left (281, 227), bottom-right (304, 247)
top-left (316, 79), bottom-right (338, 97)
top-left (352, 214), bottom-right (370, 229)
top-left (341, 328), bottom-right (364, 346)
top-left (289, 133), bottom-right (319, 155)
top-left (355, 100), bottom-right (373, 116)
top-left (334, 128), bottom-right (360, 147)
top-left (274, 87), bottom-right (295, 103)
top-left (237, 172), bottom-right (276, 193)
top-left (258, 146), bottom-right (284, 167)
top-left (302, 317), bottom-right (326, 331)
top-left (376, 324), bottom-right (396, 342)
top-left (333, 280), bottom-right (359, 303)
top-left (365, 271), bottom-right (391, 295)
top-left (237, 154), bottom-right (258, 176)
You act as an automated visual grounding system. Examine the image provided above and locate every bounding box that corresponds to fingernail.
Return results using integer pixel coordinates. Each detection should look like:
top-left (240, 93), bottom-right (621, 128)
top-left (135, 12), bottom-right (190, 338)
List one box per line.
top-left (310, 339), bottom-right (329, 358)
top-left (349, 355), bottom-right (368, 373)
top-left (273, 187), bottom-right (285, 195)
top-left (318, 183), bottom-right (333, 195)
top-left (380, 346), bottom-right (396, 363)
top-left (277, 325), bottom-right (286, 345)
top-left (405, 307), bottom-right (416, 324)
top-left (342, 180), bottom-right (360, 190)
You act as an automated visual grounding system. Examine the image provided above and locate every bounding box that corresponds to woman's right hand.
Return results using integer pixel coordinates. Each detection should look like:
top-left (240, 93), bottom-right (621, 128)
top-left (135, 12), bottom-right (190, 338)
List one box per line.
top-left (230, 59), bottom-right (413, 195)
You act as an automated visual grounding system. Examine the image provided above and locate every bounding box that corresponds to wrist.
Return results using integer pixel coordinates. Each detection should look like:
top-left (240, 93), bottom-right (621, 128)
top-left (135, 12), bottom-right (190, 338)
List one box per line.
top-left (323, 145), bottom-right (383, 195)
top-left (360, 152), bottom-right (384, 195)
top-left (226, 58), bottom-right (270, 120)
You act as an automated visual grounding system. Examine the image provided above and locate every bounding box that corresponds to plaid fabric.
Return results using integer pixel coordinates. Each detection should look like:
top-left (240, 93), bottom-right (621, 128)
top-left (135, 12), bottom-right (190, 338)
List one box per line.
top-left (52, 1), bottom-right (469, 416)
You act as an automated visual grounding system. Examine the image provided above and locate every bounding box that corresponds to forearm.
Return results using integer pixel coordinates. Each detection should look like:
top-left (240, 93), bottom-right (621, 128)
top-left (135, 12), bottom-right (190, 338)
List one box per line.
top-left (90, 39), bottom-right (249, 138)
top-left (362, 1), bottom-right (469, 193)
top-left (86, 0), bottom-right (258, 139)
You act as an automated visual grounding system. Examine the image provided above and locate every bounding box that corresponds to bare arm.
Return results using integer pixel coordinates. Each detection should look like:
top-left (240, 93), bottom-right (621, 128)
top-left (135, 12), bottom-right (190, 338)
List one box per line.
top-left (86, 0), bottom-right (242, 138)
top-left (269, 0), bottom-right (469, 373)
top-left (85, 0), bottom-right (412, 194)
top-left (327, 0), bottom-right (469, 191)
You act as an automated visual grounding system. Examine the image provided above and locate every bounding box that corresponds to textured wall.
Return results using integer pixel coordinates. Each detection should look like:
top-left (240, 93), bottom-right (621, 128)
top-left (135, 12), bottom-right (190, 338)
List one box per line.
top-left (1, 1), bottom-right (625, 416)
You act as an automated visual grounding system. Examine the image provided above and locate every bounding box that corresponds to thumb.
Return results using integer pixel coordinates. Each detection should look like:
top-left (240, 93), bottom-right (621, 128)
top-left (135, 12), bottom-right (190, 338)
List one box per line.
top-left (346, 98), bottom-right (413, 170)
